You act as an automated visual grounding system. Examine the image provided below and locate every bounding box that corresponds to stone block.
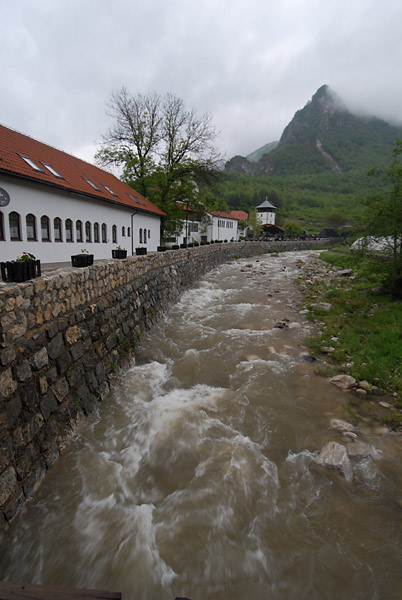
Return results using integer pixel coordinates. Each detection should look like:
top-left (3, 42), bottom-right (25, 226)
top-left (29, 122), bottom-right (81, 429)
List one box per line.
top-left (14, 360), bottom-right (32, 383)
top-left (67, 364), bottom-right (84, 388)
top-left (65, 325), bottom-right (82, 345)
top-left (52, 377), bottom-right (69, 403)
top-left (5, 395), bottom-right (22, 428)
top-left (23, 462), bottom-right (46, 498)
top-left (0, 368), bottom-right (17, 398)
top-left (0, 347), bottom-right (16, 366)
top-left (29, 347), bottom-right (49, 371)
top-left (56, 351), bottom-right (72, 375)
top-left (40, 391), bottom-right (58, 421)
top-left (70, 342), bottom-right (84, 361)
top-left (15, 444), bottom-right (39, 480)
top-left (44, 445), bottom-right (59, 469)
top-left (47, 333), bottom-right (65, 360)
top-left (0, 466), bottom-right (17, 506)
top-left (4, 487), bottom-right (25, 522)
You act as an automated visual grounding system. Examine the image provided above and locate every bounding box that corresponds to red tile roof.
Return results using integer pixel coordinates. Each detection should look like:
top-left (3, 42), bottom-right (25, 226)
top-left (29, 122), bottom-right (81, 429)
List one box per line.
top-left (230, 210), bottom-right (248, 221)
top-left (0, 124), bottom-right (165, 217)
top-left (209, 210), bottom-right (238, 220)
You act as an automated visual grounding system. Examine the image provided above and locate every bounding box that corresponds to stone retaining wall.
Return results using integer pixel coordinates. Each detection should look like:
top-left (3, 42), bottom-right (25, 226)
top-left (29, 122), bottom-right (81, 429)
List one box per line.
top-left (0, 239), bottom-right (337, 526)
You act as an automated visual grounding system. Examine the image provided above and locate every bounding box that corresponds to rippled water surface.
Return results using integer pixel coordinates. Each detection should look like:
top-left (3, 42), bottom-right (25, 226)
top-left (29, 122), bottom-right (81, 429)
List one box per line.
top-left (1, 251), bottom-right (402, 599)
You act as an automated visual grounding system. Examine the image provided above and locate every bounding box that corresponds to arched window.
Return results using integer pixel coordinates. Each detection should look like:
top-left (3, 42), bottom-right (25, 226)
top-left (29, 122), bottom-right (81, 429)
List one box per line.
top-left (9, 212), bottom-right (21, 241)
top-left (26, 214), bottom-right (37, 241)
top-left (41, 216), bottom-right (50, 241)
top-left (148, 229), bottom-right (150, 239)
top-left (85, 221), bottom-right (92, 243)
top-left (127, 227), bottom-right (131, 236)
top-left (0, 212), bottom-right (5, 241)
top-left (54, 217), bottom-right (62, 242)
top-left (139, 228), bottom-right (142, 244)
top-left (94, 222), bottom-right (100, 243)
top-left (112, 224), bottom-right (117, 244)
top-left (122, 226), bottom-right (125, 237)
top-left (143, 229), bottom-right (147, 244)
top-left (101, 223), bottom-right (107, 243)
top-left (76, 220), bottom-right (83, 242)
top-left (65, 219), bottom-right (73, 242)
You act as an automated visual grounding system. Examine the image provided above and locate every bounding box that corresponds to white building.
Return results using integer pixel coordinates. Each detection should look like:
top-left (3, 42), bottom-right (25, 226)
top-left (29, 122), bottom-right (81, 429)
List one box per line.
top-left (256, 198), bottom-right (276, 226)
top-left (173, 208), bottom-right (239, 244)
top-left (208, 211), bottom-right (239, 241)
top-left (0, 124), bottom-right (165, 263)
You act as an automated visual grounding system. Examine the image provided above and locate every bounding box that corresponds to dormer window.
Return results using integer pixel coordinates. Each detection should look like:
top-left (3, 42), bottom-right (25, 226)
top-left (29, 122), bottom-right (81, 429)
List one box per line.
top-left (127, 192), bottom-right (145, 206)
top-left (19, 155), bottom-right (43, 172)
top-left (41, 162), bottom-right (63, 178)
top-left (83, 177), bottom-right (100, 191)
top-left (103, 184), bottom-right (117, 196)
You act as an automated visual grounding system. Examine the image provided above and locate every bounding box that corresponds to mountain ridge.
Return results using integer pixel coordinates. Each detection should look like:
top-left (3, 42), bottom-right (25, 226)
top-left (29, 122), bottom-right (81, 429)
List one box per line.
top-left (225, 85), bottom-right (402, 176)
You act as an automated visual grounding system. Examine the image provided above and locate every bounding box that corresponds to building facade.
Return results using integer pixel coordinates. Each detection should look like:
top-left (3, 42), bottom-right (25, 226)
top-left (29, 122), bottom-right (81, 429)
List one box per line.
top-left (256, 199), bottom-right (276, 226)
top-left (0, 125), bottom-right (164, 263)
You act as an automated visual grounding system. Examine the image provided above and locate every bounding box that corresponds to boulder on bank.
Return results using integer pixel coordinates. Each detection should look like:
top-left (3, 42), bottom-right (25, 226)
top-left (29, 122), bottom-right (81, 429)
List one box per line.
top-left (329, 374), bottom-right (356, 391)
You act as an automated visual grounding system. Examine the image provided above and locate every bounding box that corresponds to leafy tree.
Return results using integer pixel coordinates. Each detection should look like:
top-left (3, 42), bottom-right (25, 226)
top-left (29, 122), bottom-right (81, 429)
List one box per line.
top-left (247, 208), bottom-right (263, 237)
top-left (363, 139), bottom-right (402, 292)
top-left (96, 87), bottom-right (222, 239)
top-left (327, 212), bottom-right (348, 230)
top-left (284, 220), bottom-right (304, 235)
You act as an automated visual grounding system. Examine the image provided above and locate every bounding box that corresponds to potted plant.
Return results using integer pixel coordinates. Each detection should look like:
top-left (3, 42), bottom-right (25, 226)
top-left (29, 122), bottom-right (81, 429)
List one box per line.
top-left (135, 247), bottom-right (147, 256)
top-left (71, 249), bottom-right (94, 267)
top-left (157, 245), bottom-right (167, 252)
top-left (1, 252), bottom-right (41, 282)
top-left (172, 244), bottom-right (180, 250)
top-left (112, 246), bottom-right (127, 259)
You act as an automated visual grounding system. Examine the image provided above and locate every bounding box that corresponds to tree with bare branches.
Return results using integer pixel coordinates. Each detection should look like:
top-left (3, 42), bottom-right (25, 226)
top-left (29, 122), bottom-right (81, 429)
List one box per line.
top-left (96, 88), bottom-right (222, 238)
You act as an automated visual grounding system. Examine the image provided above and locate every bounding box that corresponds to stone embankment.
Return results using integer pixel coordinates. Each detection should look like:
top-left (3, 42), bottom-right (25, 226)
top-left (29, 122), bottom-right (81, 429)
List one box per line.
top-left (0, 239), bottom-right (338, 526)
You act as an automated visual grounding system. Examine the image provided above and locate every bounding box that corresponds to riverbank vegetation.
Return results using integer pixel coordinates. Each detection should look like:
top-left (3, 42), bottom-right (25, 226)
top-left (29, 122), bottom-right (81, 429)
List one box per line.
top-left (300, 248), bottom-right (402, 428)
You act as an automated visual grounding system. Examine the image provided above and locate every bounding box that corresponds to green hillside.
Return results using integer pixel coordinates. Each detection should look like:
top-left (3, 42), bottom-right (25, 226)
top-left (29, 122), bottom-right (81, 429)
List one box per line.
top-left (219, 85), bottom-right (402, 233)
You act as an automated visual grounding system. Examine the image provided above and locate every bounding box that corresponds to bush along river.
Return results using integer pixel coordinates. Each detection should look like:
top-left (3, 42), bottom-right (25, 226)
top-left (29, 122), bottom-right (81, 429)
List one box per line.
top-left (0, 250), bottom-right (402, 600)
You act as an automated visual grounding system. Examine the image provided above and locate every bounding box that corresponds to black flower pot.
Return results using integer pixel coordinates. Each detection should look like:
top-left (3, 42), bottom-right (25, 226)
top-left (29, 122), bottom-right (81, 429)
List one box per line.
top-left (112, 249), bottom-right (127, 259)
top-left (1, 260), bottom-right (41, 282)
top-left (71, 254), bottom-right (93, 267)
top-left (135, 247), bottom-right (147, 256)
top-left (172, 245), bottom-right (180, 250)
top-left (157, 246), bottom-right (167, 252)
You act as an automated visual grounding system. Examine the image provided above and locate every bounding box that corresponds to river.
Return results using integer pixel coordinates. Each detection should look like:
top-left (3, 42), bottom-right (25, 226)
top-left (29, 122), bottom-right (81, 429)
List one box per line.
top-left (1, 250), bottom-right (402, 599)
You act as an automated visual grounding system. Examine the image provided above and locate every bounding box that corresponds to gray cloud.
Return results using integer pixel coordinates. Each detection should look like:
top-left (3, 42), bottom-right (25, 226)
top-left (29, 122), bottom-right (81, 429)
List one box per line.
top-left (2, 0), bottom-right (402, 164)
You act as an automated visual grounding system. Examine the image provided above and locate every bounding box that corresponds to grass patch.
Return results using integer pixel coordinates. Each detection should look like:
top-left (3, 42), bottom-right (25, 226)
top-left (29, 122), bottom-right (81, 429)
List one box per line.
top-left (302, 249), bottom-right (402, 395)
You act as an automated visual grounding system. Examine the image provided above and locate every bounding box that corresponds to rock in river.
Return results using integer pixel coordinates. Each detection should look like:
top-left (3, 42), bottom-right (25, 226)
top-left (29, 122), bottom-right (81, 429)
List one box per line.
top-left (313, 441), bottom-right (353, 482)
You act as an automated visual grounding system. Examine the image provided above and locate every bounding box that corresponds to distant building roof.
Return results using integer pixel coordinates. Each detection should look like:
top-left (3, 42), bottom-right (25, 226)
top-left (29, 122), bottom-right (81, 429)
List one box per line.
top-left (230, 210), bottom-right (248, 221)
top-left (209, 210), bottom-right (238, 220)
top-left (0, 124), bottom-right (165, 217)
top-left (257, 199), bottom-right (276, 210)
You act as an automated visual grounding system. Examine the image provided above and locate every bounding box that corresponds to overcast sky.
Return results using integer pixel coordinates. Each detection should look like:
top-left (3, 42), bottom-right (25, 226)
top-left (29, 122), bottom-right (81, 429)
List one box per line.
top-left (2, 0), bottom-right (402, 165)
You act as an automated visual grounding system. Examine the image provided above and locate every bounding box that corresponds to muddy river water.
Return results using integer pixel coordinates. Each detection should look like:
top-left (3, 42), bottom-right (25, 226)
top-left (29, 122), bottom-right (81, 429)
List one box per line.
top-left (1, 250), bottom-right (402, 599)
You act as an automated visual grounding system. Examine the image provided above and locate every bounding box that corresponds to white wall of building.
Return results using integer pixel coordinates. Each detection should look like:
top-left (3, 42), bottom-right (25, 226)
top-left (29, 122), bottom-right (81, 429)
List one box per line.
top-left (257, 209), bottom-right (275, 226)
top-left (0, 176), bottom-right (161, 262)
top-left (207, 216), bottom-right (238, 242)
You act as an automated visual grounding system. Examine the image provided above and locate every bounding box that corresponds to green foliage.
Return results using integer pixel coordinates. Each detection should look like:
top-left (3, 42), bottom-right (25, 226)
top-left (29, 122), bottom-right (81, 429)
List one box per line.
top-left (304, 249), bottom-right (402, 394)
top-left (284, 220), bottom-right (303, 235)
top-left (361, 138), bottom-right (402, 283)
top-left (216, 169), bottom-right (370, 234)
top-left (96, 88), bottom-right (221, 240)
